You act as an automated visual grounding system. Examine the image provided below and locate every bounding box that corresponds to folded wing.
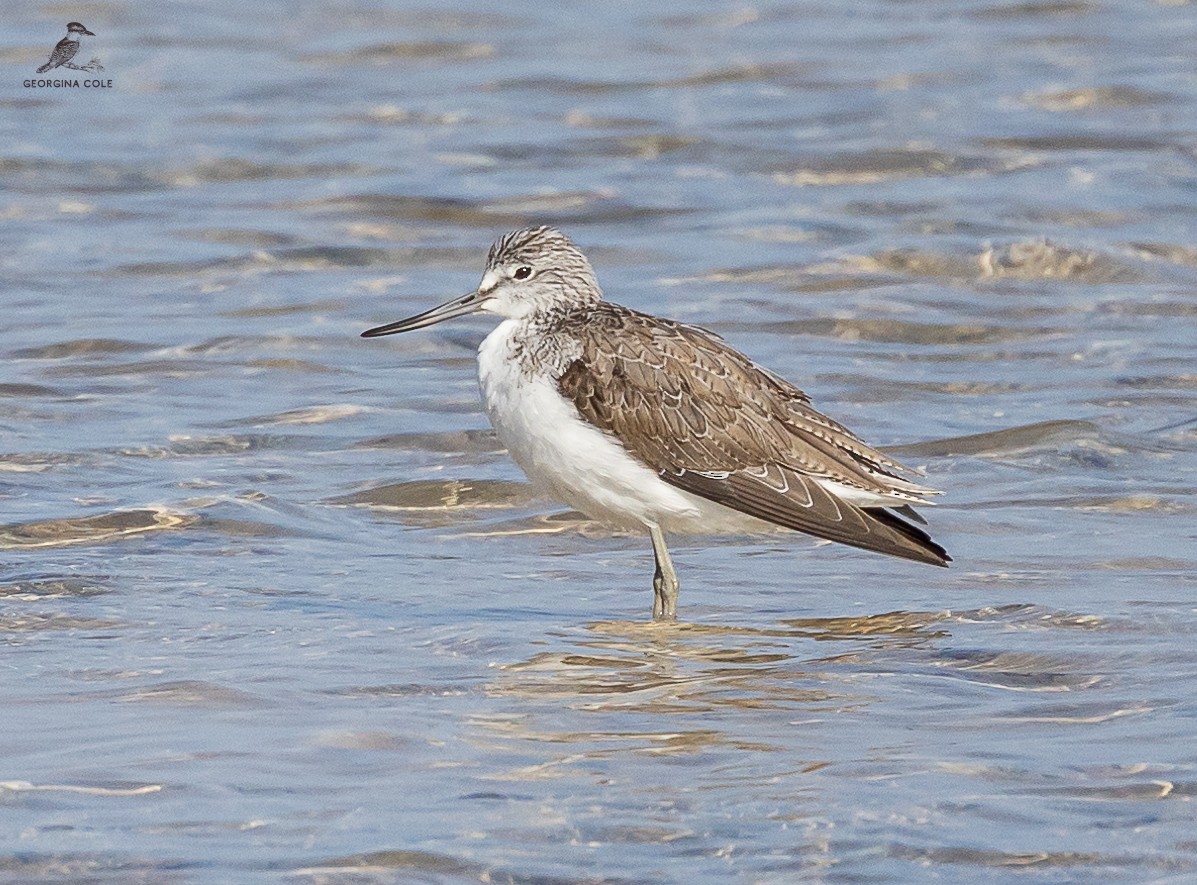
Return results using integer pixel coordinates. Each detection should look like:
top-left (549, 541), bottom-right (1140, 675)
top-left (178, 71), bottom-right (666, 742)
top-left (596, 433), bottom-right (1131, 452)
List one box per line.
top-left (556, 305), bottom-right (950, 566)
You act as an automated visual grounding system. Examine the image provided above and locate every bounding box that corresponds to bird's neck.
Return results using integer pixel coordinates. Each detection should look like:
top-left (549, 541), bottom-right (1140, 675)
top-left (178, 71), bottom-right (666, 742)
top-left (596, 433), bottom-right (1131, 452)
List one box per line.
top-left (525, 295), bottom-right (602, 332)
top-left (496, 309), bottom-right (585, 378)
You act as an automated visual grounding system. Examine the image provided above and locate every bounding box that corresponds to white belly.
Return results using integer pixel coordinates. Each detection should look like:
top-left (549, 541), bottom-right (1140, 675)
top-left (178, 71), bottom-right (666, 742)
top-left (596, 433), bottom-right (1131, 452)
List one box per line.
top-left (477, 320), bottom-right (765, 535)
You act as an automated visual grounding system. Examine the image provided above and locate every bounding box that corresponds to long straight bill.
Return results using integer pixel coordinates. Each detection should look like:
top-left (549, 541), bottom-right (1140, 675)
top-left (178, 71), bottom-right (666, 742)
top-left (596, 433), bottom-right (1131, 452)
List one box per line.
top-left (361, 290), bottom-right (486, 337)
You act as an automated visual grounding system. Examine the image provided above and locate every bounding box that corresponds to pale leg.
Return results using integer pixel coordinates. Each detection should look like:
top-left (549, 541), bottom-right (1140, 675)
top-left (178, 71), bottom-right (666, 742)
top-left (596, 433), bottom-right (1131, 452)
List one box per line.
top-left (648, 524), bottom-right (679, 621)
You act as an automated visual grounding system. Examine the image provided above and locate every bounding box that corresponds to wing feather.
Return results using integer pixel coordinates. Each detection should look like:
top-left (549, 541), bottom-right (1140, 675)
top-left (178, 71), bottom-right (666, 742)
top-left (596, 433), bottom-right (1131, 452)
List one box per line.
top-left (555, 304), bottom-right (950, 566)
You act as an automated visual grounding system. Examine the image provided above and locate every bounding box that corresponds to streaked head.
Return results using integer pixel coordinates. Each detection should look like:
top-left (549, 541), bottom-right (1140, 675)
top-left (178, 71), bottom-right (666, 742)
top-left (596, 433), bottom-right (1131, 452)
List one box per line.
top-left (361, 226), bottom-right (602, 338)
top-left (66, 22), bottom-right (96, 36)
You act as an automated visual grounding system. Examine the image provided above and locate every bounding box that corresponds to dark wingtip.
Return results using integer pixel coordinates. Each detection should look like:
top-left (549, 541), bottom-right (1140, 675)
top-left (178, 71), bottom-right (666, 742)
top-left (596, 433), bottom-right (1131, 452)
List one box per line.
top-left (866, 506), bottom-right (951, 567)
top-left (892, 503), bottom-right (928, 526)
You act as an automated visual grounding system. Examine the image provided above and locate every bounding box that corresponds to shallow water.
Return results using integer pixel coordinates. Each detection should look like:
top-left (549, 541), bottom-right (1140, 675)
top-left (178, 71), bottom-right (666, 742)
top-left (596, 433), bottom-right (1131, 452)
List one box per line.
top-left (3, 1), bottom-right (1197, 882)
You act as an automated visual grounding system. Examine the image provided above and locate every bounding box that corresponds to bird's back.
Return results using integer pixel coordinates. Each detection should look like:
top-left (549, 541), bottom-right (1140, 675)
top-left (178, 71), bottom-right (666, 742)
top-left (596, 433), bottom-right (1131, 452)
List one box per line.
top-left (40, 36), bottom-right (80, 71)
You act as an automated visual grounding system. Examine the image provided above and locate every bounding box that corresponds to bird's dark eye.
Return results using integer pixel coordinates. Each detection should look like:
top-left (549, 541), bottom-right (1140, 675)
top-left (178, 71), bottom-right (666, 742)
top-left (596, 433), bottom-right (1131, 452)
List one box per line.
top-left (513, 266), bottom-right (532, 280)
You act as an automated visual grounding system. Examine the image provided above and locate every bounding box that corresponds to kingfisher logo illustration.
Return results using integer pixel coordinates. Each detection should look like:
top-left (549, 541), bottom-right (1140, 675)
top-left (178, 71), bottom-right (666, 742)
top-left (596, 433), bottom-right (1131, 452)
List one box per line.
top-left (37, 21), bottom-right (102, 72)
top-left (24, 21), bottom-right (110, 88)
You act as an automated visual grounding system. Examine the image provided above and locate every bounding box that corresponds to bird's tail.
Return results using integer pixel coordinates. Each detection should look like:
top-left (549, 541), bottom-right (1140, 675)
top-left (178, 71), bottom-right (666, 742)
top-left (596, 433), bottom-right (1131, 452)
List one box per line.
top-left (37, 63), bottom-right (52, 73)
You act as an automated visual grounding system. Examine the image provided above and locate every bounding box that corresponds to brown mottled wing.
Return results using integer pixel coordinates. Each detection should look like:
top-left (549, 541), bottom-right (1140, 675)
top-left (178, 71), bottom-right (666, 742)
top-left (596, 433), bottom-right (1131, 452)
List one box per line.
top-left (556, 305), bottom-right (949, 566)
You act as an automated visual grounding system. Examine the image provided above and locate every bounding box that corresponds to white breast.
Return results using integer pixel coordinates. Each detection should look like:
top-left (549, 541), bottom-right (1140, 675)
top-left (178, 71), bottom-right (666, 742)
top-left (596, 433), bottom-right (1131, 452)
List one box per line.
top-left (477, 320), bottom-right (762, 535)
